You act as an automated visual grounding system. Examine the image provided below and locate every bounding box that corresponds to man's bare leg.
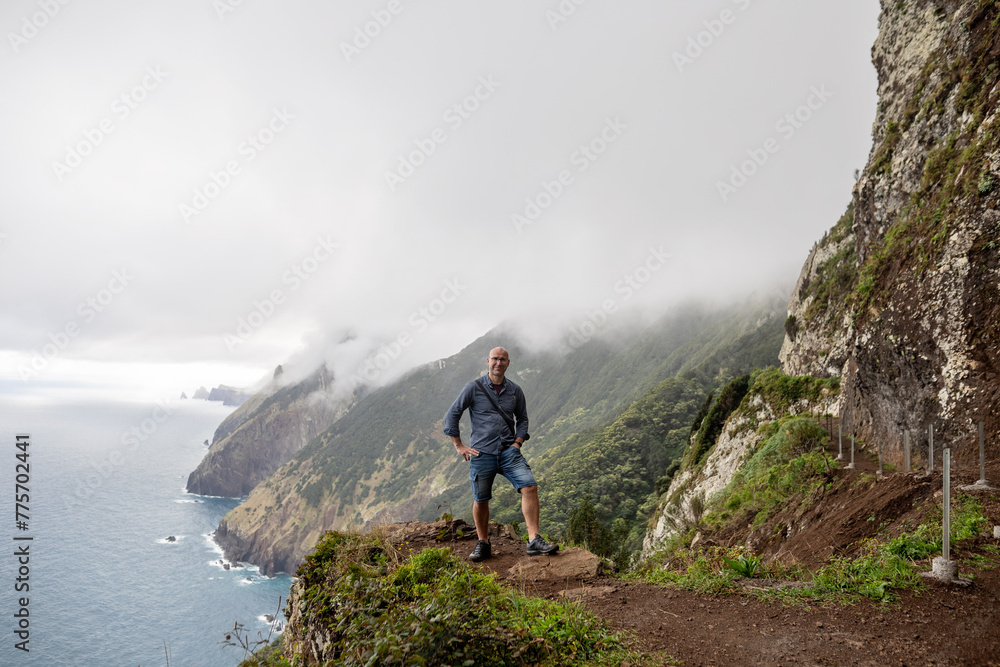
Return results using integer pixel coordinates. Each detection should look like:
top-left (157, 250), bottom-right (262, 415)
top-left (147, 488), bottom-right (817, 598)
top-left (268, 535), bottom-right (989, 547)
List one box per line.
top-left (473, 500), bottom-right (490, 541)
top-left (520, 485), bottom-right (540, 538)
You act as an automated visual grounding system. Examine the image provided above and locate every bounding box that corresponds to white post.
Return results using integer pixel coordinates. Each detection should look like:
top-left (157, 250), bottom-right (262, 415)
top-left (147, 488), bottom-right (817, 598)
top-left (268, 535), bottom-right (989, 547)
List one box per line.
top-left (943, 448), bottom-right (951, 562)
top-left (979, 421), bottom-right (986, 485)
top-left (877, 436), bottom-right (884, 478)
top-left (847, 434), bottom-right (856, 470)
top-left (929, 424), bottom-right (934, 473)
top-left (837, 422), bottom-right (843, 461)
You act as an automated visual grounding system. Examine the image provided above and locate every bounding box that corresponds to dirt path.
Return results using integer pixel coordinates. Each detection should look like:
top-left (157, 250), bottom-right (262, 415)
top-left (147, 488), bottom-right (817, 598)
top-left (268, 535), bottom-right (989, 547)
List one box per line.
top-left (392, 446), bottom-right (1000, 665)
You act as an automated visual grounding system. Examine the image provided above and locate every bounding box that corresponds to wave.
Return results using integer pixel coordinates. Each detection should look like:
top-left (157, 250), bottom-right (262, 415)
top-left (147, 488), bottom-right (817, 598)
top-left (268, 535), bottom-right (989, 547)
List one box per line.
top-left (257, 614), bottom-right (285, 634)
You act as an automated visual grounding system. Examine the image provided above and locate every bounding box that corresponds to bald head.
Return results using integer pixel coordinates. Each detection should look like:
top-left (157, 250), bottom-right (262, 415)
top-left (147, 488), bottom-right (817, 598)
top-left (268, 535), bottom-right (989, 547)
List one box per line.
top-left (487, 347), bottom-right (510, 383)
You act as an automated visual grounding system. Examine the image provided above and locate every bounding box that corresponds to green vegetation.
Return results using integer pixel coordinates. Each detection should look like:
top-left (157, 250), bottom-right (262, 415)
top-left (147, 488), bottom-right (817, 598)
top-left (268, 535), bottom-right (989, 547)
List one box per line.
top-left (638, 412), bottom-right (993, 606)
top-left (566, 496), bottom-right (632, 572)
top-left (886, 495), bottom-right (990, 560)
top-left (747, 368), bottom-right (839, 416)
top-left (267, 530), bottom-right (640, 666)
top-left (723, 552), bottom-right (763, 578)
top-left (683, 374), bottom-right (751, 470)
top-left (701, 416), bottom-right (831, 532)
top-left (871, 120), bottom-right (902, 175)
top-left (636, 525), bottom-right (929, 604)
top-left (800, 204), bottom-right (857, 327)
top-left (648, 370), bottom-right (839, 553)
top-left (530, 376), bottom-right (707, 552)
top-left (237, 636), bottom-right (291, 667)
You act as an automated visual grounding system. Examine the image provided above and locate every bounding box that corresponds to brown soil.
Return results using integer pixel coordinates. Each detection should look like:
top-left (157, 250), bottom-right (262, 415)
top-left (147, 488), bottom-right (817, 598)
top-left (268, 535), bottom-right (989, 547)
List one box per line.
top-left (390, 445), bottom-right (1000, 666)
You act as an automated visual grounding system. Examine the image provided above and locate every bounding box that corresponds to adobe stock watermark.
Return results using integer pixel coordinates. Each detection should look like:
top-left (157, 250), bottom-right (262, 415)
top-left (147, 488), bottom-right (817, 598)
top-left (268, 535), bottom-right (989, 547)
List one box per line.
top-left (223, 236), bottom-right (339, 351)
top-left (560, 245), bottom-right (671, 351)
top-left (672, 0), bottom-right (751, 73)
top-left (7, 0), bottom-right (73, 54)
top-left (52, 66), bottom-right (169, 182)
top-left (511, 116), bottom-right (627, 234)
top-left (716, 85), bottom-right (833, 202)
top-left (545, 0), bottom-right (590, 31)
top-left (213, 0), bottom-right (250, 20)
top-left (61, 400), bottom-right (174, 510)
top-left (179, 107), bottom-right (294, 223)
top-left (18, 269), bottom-right (135, 382)
top-left (384, 75), bottom-right (501, 192)
top-left (348, 278), bottom-right (467, 386)
top-left (340, 0), bottom-right (416, 63)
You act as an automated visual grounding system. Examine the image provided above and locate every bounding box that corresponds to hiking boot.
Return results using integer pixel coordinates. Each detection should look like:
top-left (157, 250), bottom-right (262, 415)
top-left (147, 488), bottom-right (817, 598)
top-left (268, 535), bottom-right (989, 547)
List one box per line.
top-left (526, 534), bottom-right (559, 556)
top-left (469, 539), bottom-right (491, 562)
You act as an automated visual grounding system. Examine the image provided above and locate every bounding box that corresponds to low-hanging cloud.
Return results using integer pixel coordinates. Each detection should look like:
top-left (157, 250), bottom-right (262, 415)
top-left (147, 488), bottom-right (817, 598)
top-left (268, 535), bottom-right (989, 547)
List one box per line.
top-left (0, 0), bottom-right (880, 396)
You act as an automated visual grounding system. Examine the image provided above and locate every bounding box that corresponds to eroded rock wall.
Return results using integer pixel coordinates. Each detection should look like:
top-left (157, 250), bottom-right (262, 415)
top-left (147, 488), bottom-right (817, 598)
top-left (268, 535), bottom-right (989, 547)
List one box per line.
top-left (782, 0), bottom-right (1000, 466)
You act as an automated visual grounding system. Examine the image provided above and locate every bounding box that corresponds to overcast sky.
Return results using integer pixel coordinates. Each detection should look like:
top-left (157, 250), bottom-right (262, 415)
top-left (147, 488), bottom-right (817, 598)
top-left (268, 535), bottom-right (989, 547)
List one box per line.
top-left (0, 0), bottom-right (881, 401)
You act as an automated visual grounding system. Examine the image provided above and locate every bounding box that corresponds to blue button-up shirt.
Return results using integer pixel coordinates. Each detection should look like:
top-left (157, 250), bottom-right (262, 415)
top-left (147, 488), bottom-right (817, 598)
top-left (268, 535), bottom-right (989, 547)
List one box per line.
top-left (443, 375), bottom-right (529, 456)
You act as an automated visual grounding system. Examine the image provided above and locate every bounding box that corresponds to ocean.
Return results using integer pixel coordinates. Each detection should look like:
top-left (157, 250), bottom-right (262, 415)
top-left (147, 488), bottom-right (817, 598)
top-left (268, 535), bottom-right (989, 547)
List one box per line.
top-left (0, 395), bottom-right (293, 667)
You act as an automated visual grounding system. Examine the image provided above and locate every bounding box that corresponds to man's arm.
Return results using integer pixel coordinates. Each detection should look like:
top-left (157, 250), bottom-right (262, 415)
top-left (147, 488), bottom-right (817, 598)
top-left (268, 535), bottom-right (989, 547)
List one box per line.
top-left (513, 385), bottom-right (529, 446)
top-left (444, 382), bottom-right (480, 460)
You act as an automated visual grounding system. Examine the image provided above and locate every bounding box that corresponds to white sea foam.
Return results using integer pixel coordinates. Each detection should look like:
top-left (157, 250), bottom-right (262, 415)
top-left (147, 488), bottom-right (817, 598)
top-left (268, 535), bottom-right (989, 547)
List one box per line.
top-left (184, 488), bottom-right (247, 500)
top-left (257, 614), bottom-right (285, 634)
top-left (203, 531), bottom-right (225, 556)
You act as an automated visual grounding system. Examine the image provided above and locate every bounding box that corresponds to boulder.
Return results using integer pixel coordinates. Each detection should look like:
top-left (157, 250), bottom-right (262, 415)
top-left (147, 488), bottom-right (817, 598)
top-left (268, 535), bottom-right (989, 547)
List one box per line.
top-left (508, 548), bottom-right (599, 582)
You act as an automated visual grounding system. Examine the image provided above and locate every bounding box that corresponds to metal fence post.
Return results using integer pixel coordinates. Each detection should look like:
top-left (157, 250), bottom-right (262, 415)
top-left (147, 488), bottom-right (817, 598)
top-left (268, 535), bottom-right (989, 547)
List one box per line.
top-left (979, 421), bottom-right (986, 485)
top-left (877, 436), bottom-right (884, 478)
top-left (929, 424), bottom-right (934, 474)
top-left (904, 429), bottom-right (911, 472)
top-left (943, 448), bottom-right (951, 562)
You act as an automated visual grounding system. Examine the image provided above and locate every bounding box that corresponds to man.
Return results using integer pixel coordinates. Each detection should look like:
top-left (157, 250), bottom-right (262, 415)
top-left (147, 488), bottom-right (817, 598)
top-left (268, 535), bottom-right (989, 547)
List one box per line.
top-left (443, 346), bottom-right (559, 562)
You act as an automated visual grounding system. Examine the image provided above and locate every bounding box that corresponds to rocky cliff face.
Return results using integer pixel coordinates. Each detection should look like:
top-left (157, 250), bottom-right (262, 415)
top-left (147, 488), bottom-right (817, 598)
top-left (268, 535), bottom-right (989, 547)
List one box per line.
top-left (643, 372), bottom-right (838, 554)
top-left (781, 0), bottom-right (1000, 465)
top-left (186, 366), bottom-right (348, 498)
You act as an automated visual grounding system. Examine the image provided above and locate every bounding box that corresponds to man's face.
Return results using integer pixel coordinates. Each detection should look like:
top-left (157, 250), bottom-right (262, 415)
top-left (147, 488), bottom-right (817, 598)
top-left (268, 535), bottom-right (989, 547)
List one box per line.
top-left (487, 348), bottom-right (509, 378)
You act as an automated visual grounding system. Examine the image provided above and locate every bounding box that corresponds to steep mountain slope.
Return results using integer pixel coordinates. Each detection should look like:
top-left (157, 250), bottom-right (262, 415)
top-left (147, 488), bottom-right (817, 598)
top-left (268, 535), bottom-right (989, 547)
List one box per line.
top-left (644, 369), bottom-right (840, 553)
top-left (782, 0), bottom-right (1000, 463)
top-left (214, 297), bottom-right (785, 575)
top-left (186, 366), bottom-right (348, 498)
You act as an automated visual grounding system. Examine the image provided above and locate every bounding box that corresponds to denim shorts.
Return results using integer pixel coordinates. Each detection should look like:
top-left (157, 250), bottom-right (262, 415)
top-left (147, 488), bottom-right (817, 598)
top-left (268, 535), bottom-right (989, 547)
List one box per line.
top-left (469, 445), bottom-right (537, 503)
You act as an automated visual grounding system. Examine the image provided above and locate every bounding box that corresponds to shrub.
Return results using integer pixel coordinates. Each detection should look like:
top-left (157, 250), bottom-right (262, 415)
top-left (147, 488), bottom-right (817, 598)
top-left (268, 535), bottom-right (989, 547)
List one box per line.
top-left (290, 531), bottom-right (625, 666)
top-left (685, 375), bottom-right (751, 468)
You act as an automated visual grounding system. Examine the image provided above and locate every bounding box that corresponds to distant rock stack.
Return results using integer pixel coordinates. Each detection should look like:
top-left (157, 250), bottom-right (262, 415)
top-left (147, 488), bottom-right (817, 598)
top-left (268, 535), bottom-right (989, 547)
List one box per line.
top-left (207, 385), bottom-right (253, 407)
top-left (193, 386), bottom-right (210, 400)
top-left (180, 391), bottom-right (188, 399)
